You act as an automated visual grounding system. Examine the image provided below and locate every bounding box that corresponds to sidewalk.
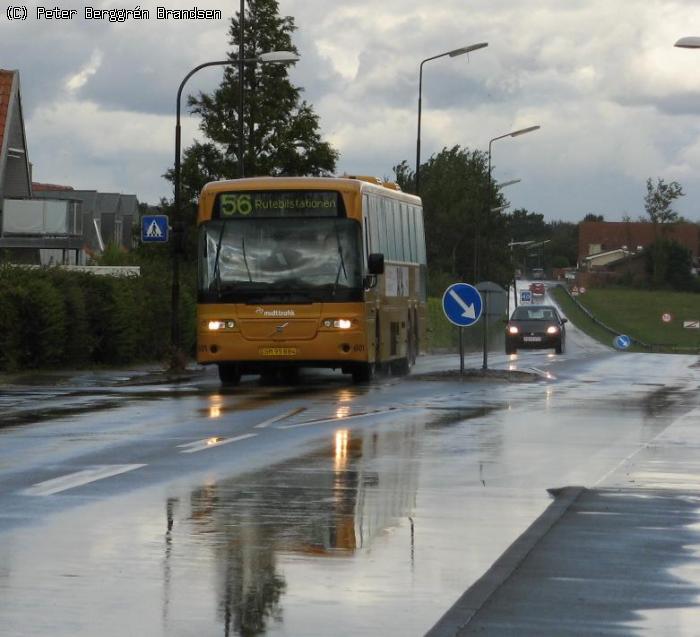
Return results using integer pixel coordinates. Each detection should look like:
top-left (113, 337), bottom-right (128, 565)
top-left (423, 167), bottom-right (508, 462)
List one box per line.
top-left (428, 405), bottom-right (700, 636)
top-left (0, 364), bottom-right (207, 428)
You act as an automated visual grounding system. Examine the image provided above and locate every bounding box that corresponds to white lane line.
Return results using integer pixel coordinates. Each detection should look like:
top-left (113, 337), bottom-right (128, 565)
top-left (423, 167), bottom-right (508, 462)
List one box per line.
top-left (22, 464), bottom-right (146, 496)
top-left (594, 406), bottom-right (700, 487)
top-left (254, 406), bottom-right (306, 429)
top-left (276, 408), bottom-right (401, 430)
top-left (178, 433), bottom-right (257, 454)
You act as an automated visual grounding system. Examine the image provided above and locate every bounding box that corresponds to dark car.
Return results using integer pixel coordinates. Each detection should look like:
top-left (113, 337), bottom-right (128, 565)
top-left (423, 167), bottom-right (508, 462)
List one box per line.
top-left (505, 304), bottom-right (567, 355)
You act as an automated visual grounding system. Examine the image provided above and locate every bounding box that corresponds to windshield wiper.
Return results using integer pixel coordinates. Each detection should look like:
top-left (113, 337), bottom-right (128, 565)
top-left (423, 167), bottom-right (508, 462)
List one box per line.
top-left (211, 222), bottom-right (227, 298)
top-left (241, 234), bottom-right (253, 282)
top-left (332, 221), bottom-right (348, 297)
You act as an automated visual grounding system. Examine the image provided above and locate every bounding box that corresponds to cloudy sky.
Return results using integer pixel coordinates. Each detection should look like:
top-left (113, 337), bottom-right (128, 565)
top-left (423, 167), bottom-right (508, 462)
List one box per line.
top-left (1, 0), bottom-right (699, 222)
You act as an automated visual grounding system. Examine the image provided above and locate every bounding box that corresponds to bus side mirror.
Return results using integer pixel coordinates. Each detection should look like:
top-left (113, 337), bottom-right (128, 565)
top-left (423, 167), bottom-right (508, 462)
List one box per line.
top-left (368, 253), bottom-right (385, 275)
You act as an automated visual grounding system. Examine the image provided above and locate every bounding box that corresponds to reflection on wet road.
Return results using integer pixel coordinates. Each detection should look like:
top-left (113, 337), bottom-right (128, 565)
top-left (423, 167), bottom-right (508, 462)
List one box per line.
top-left (0, 331), bottom-right (699, 635)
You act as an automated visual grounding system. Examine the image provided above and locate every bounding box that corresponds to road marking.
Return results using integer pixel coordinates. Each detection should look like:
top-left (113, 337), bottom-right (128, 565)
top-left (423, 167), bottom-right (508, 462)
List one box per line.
top-left (23, 464), bottom-right (146, 496)
top-left (594, 406), bottom-right (700, 487)
top-left (276, 408), bottom-right (401, 430)
top-left (254, 406), bottom-right (306, 429)
top-left (178, 433), bottom-right (257, 454)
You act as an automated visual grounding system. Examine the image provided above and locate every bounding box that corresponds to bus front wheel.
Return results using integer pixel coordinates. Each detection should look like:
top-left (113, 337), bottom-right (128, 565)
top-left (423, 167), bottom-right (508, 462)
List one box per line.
top-left (218, 363), bottom-right (241, 386)
top-left (351, 362), bottom-right (375, 384)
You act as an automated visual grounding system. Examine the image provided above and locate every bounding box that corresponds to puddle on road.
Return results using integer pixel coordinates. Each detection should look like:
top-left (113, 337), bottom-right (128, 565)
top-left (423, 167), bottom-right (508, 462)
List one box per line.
top-left (0, 401), bottom-right (549, 637)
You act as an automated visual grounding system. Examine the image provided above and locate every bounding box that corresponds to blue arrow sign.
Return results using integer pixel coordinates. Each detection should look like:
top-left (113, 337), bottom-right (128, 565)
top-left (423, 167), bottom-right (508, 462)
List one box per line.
top-left (613, 334), bottom-right (631, 350)
top-left (442, 283), bottom-right (483, 327)
top-left (141, 215), bottom-right (169, 243)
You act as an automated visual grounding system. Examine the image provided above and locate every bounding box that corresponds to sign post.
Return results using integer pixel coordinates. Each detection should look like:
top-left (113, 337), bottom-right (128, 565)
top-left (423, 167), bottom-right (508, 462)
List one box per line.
top-left (476, 282), bottom-right (507, 370)
top-left (442, 283), bottom-right (483, 375)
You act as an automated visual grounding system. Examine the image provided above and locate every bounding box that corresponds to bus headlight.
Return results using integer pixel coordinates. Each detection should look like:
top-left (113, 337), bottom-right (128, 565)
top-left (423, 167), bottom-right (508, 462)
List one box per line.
top-left (322, 318), bottom-right (353, 330)
top-left (207, 319), bottom-right (236, 331)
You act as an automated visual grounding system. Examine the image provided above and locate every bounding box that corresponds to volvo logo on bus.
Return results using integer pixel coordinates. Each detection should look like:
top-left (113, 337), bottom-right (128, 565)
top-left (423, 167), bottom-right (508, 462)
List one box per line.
top-left (275, 322), bottom-right (289, 334)
top-left (255, 307), bottom-right (296, 318)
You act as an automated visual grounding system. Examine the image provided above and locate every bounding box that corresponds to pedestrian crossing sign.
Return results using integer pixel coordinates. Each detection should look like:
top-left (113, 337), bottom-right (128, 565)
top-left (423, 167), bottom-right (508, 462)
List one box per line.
top-left (141, 215), bottom-right (169, 243)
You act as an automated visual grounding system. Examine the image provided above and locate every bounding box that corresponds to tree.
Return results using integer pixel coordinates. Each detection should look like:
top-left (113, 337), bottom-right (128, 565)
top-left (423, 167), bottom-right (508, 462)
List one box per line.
top-left (166, 0), bottom-right (338, 202)
top-left (507, 209), bottom-right (547, 243)
top-left (582, 213), bottom-right (604, 222)
top-left (643, 177), bottom-right (685, 284)
top-left (644, 239), bottom-right (695, 291)
top-left (644, 177), bottom-right (684, 225)
top-left (394, 146), bottom-right (510, 289)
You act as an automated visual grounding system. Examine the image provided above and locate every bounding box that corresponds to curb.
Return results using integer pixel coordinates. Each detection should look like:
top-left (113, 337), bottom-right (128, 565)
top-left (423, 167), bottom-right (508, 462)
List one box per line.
top-left (425, 485), bottom-right (586, 637)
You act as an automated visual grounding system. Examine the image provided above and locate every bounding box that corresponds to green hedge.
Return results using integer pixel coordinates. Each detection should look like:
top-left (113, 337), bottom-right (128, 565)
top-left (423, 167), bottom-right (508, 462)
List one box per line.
top-left (0, 263), bottom-right (196, 371)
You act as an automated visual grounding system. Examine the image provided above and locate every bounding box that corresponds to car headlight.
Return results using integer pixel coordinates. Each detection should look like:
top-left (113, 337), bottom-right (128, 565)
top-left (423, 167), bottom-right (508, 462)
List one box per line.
top-left (546, 326), bottom-right (559, 335)
top-left (207, 319), bottom-right (236, 331)
top-left (508, 326), bottom-right (519, 335)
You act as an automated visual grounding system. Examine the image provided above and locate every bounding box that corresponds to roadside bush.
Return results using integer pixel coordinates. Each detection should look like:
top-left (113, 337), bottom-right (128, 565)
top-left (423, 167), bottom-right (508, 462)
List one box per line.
top-left (0, 258), bottom-right (197, 372)
top-left (0, 281), bottom-right (22, 370)
top-left (15, 276), bottom-right (67, 367)
top-left (51, 271), bottom-right (95, 364)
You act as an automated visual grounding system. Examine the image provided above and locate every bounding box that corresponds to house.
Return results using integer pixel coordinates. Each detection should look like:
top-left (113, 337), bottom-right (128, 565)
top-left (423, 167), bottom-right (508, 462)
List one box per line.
top-left (0, 68), bottom-right (138, 265)
top-left (32, 184), bottom-right (138, 257)
top-left (578, 221), bottom-right (700, 269)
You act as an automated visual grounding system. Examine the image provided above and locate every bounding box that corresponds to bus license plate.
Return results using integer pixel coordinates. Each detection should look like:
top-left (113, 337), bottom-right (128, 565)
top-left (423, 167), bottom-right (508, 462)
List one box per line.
top-left (259, 347), bottom-right (298, 356)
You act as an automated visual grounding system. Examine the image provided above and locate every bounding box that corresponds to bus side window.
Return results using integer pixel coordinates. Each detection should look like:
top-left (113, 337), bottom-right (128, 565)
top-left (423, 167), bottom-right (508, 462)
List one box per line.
top-left (385, 199), bottom-right (397, 260)
top-left (394, 201), bottom-right (405, 261)
top-left (362, 194), bottom-right (370, 263)
top-left (416, 206), bottom-right (426, 264)
top-left (377, 197), bottom-right (388, 256)
top-left (409, 206), bottom-right (417, 263)
top-left (401, 203), bottom-right (412, 262)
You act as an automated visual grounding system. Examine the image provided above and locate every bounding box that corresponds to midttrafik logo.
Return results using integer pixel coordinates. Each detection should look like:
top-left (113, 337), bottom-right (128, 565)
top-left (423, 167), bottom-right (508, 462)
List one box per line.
top-left (255, 307), bottom-right (296, 318)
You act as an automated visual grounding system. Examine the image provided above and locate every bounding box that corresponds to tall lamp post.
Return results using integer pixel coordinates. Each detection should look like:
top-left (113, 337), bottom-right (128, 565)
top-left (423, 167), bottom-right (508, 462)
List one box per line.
top-left (478, 125), bottom-right (539, 279)
top-left (170, 51), bottom-right (299, 365)
top-left (415, 42), bottom-right (488, 195)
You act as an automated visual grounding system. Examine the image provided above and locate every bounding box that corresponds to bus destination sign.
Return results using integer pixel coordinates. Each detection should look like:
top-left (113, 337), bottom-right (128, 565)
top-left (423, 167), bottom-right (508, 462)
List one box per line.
top-left (215, 191), bottom-right (342, 218)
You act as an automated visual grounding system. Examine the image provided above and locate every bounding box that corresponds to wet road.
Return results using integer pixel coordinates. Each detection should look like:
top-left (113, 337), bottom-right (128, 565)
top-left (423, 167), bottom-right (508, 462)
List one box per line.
top-left (0, 286), bottom-right (699, 636)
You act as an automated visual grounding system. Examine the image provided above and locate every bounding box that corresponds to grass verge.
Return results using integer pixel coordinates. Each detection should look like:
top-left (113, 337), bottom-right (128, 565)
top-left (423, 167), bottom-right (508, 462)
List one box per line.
top-left (575, 287), bottom-right (700, 353)
top-left (550, 287), bottom-right (619, 349)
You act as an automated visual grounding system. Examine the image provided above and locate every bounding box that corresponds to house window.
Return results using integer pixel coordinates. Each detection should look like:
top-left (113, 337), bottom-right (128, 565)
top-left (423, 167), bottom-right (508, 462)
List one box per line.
top-left (588, 243), bottom-right (602, 255)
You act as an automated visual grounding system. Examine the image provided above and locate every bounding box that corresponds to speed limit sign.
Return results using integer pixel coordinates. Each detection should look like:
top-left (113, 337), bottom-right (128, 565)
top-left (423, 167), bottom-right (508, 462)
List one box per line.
top-left (662, 313), bottom-right (672, 323)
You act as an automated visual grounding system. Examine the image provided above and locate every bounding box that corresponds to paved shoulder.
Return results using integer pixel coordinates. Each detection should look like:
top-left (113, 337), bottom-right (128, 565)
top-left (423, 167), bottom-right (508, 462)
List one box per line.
top-left (428, 487), bottom-right (700, 636)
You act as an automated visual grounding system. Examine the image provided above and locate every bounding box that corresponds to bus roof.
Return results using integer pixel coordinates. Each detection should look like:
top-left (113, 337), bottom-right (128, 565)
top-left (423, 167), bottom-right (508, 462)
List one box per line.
top-left (200, 176), bottom-right (422, 205)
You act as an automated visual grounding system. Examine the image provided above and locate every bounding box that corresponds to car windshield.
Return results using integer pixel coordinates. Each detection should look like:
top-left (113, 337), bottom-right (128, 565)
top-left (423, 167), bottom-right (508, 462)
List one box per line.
top-left (512, 307), bottom-right (558, 321)
top-left (198, 217), bottom-right (363, 302)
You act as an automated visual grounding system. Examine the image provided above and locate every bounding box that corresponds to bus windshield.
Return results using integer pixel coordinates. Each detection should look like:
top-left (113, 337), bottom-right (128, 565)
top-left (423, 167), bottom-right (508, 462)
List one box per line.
top-left (199, 217), bottom-right (363, 303)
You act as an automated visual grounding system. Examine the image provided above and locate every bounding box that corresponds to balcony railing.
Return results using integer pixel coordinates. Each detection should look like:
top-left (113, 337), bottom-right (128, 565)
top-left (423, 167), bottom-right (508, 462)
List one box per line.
top-left (2, 198), bottom-right (82, 236)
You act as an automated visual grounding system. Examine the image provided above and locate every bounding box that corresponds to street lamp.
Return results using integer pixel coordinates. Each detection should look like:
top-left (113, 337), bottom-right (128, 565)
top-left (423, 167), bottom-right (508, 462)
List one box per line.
top-left (496, 178), bottom-right (521, 189)
top-left (675, 36), bottom-right (700, 48)
top-left (476, 125), bottom-right (539, 282)
top-left (170, 51), bottom-right (299, 365)
top-left (415, 42), bottom-right (488, 195)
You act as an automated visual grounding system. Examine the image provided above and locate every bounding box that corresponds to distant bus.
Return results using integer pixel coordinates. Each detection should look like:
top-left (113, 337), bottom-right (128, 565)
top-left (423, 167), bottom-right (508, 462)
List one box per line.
top-left (196, 176), bottom-right (427, 385)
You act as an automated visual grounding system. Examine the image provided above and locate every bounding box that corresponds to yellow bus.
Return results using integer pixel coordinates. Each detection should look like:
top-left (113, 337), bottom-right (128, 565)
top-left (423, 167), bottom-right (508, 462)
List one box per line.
top-left (196, 176), bottom-right (427, 385)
